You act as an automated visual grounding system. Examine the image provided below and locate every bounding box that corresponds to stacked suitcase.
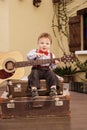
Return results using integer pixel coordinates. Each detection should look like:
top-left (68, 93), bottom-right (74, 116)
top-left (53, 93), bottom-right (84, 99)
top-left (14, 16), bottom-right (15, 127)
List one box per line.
top-left (0, 79), bottom-right (71, 118)
top-left (70, 82), bottom-right (87, 94)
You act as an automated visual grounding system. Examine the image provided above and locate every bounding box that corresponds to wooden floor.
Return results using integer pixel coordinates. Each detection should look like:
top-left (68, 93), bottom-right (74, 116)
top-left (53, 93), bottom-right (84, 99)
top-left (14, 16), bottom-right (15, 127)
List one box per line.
top-left (0, 91), bottom-right (87, 130)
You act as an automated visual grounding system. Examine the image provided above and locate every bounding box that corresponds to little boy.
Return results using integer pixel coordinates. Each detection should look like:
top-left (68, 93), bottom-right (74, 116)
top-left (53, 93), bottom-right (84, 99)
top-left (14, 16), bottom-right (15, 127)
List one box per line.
top-left (27, 32), bottom-right (60, 99)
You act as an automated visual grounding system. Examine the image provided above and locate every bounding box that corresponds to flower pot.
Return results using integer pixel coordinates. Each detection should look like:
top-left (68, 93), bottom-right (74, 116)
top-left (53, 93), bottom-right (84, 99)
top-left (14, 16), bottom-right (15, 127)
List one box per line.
top-left (64, 75), bottom-right (75, 83)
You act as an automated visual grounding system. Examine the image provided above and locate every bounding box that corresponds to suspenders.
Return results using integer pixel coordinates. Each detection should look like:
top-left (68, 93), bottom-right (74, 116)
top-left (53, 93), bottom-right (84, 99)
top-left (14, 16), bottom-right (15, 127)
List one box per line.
top-left (35, 49), bottom-right (53, 68)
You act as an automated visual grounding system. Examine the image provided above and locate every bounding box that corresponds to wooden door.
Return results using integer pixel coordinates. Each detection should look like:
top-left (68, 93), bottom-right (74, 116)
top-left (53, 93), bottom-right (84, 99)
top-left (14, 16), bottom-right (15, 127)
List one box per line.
top-left (69, 15), bottom-right (81, 52)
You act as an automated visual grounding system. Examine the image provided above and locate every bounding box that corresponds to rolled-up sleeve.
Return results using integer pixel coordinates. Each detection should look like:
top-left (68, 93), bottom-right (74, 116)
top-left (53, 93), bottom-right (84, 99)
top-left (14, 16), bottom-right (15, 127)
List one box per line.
top-left (27, 49), bottom-right (37, 60)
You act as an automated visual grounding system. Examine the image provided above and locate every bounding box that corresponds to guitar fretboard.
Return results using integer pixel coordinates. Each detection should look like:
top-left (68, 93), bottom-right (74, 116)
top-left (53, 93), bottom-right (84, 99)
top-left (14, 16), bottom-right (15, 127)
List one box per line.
top-left (14, 55), bottom-right (74, 68)
top-left (15, 58), bottom-right (58, 68)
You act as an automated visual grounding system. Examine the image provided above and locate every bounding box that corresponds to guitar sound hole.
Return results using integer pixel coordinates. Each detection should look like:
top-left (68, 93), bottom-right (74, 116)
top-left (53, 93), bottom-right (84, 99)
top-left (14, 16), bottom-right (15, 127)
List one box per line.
top-left (5, 61), bottom-right (15, 71)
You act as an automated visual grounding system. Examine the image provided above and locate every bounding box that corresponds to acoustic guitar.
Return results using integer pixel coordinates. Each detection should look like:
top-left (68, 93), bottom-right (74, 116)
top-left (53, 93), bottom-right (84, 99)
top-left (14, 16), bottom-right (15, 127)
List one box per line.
top-left (0, 51), bottom-right (76, 84)
top-left (0, 51), bottom-right (25, 84)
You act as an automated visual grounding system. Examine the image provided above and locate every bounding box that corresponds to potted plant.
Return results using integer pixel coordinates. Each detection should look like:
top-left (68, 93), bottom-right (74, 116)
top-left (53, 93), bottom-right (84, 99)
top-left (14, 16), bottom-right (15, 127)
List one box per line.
top-left (54, 64), bottom-right (78, 83)
top-left (76, 59), bottom-right (87, 79)
top-left (54, 57), bottom-right (87, 83)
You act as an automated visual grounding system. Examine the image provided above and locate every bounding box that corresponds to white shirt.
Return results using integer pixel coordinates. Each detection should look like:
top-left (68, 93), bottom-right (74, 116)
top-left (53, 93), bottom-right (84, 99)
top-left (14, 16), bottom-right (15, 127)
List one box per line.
top-left (27, 49), bottom-right (56, 68)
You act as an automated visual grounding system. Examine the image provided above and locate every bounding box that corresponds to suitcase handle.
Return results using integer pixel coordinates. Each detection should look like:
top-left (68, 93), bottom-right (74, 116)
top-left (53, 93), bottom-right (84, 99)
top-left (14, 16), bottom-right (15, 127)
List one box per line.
top-left (32, 104), bottom-right (43, 108)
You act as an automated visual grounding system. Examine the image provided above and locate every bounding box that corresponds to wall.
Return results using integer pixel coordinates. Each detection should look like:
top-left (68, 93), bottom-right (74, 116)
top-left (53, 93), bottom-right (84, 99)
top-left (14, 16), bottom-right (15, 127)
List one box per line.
top-left (9, 0), bottom-right (55, 54)
top-left (0, 0), bottom-right (9, 51)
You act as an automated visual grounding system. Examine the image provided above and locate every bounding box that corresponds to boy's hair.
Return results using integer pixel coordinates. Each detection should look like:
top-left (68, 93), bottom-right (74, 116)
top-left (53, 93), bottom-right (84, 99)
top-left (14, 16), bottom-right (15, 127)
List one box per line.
top-left (38, 32), bottom-right (52, 44)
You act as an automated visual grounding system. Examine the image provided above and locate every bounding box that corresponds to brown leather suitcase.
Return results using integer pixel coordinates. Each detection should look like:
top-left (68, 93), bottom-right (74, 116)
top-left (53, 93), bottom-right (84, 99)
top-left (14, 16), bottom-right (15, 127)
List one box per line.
top-left (7, 79), bottom-right (63, 98)
top-left (70, 82), bottom-right (87, 94)
top-left (0, 95), bottom-right (70, 118)
top-left (7, 79), bottom-right (29, 98)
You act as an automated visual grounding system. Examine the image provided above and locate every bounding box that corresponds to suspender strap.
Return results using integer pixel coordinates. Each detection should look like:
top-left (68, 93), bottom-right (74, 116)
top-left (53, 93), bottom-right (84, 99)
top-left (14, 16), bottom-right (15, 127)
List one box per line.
top-left (50, 52), bottom-right (53, 59)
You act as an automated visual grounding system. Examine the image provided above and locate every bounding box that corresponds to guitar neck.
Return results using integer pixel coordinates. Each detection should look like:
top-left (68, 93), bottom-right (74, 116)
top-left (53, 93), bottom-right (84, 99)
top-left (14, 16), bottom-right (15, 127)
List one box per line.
top-left (14, 52), bottom-right (76, 69)
top-left (15, 58), bottom-right (59, 68)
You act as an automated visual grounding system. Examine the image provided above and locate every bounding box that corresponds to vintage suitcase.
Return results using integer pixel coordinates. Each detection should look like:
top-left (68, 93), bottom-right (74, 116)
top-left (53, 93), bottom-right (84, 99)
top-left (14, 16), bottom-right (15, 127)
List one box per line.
top-left (0, 95), bottom-right (70, 118)
top-left (6, 79), bottom-right (63, 98)
top-left (6, 79), bottom-right (30, 98)
top-left (83, 83), bottom-right (87, 94)
top-left (70, 82), bottom-right (87, 94)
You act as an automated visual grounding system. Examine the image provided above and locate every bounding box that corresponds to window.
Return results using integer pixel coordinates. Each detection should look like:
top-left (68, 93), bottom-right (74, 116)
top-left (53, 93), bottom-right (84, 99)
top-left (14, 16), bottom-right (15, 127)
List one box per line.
top-left (69, 8), bottom-right (87, 52)
top-left (69, 15), bottom-right (81, 52)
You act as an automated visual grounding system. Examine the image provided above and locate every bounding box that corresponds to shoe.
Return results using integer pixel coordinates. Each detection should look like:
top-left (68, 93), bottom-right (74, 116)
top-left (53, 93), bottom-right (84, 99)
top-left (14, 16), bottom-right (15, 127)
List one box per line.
top-left (50, 87), bottom-right (57, 97)
top-left (31, 88), bottom-right (39, 99)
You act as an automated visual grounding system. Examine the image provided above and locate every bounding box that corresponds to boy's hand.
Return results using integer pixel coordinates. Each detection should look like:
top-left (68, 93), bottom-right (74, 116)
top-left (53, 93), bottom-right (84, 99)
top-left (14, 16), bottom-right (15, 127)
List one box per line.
top-left (55, 60), bottom-right (60, 64)
top-left (36, 52), bottom-right (44, 57)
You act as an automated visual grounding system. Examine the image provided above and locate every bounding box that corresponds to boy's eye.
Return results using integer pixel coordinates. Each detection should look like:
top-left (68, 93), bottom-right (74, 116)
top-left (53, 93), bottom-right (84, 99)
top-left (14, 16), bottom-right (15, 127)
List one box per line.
top-left (40, 42), bottom-right (44, 44)
top-left (40, 42), bottom-right (50, 45)
top-left (46, 43), bottom-right (49, 45)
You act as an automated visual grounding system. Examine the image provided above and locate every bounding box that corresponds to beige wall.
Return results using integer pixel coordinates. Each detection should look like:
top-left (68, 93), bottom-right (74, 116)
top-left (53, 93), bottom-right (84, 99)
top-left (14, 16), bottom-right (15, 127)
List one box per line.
top-left (0, 0), bottom-right (87, 77)
top-left (9, 0), bottom-right (55, 54)
top-left (0, 0), bottom-right (70, 56)
top-left (0, 1), bottom-right (9, 51)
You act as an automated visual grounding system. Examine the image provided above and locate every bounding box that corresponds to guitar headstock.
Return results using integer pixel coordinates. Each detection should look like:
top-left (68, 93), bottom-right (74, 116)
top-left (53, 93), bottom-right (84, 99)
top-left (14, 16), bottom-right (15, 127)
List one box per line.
top-left (61, 53), bottom-right (77, 63)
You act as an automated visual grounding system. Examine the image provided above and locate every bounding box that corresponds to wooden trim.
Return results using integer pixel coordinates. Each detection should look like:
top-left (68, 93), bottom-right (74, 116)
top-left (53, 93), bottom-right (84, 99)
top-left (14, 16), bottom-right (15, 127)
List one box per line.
top-left (77, 8), bottom-right (87, 15)
top-left (52, 0), bottom-right (60, 3)
top-left (81, 15), bottom-right (84, 50)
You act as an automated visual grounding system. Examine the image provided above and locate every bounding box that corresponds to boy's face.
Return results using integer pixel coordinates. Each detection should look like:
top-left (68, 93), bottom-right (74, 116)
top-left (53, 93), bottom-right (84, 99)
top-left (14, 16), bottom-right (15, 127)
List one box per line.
top-left (38, 37), bottom-right (51, 52)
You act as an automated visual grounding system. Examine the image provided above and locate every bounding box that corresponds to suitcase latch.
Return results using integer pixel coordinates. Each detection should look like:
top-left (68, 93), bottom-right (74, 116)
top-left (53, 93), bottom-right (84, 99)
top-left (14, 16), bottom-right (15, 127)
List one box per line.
top-left (7, 100), bottom-right (15, 108)
top-left (55, 98), bottom-right (63, 106)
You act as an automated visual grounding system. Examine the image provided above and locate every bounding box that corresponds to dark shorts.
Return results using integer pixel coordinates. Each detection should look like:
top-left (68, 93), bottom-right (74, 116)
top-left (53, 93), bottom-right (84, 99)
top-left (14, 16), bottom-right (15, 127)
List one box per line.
top-left (28, 67), bottom-right (59, 90)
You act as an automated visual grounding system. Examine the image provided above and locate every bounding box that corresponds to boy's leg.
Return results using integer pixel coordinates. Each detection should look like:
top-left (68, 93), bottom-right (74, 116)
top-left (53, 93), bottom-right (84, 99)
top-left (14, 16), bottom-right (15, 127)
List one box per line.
top-left (28, 69), bottom-right (40, 88)
top-left (28, 69), bottom-right (40, 98)
top-left (45, 70), bottom-right (59, 96)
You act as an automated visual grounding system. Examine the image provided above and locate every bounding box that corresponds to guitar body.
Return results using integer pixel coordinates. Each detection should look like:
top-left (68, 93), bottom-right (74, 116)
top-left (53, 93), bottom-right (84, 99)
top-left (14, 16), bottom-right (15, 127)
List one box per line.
top-left (0, 51), bottom-right (25, 85)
